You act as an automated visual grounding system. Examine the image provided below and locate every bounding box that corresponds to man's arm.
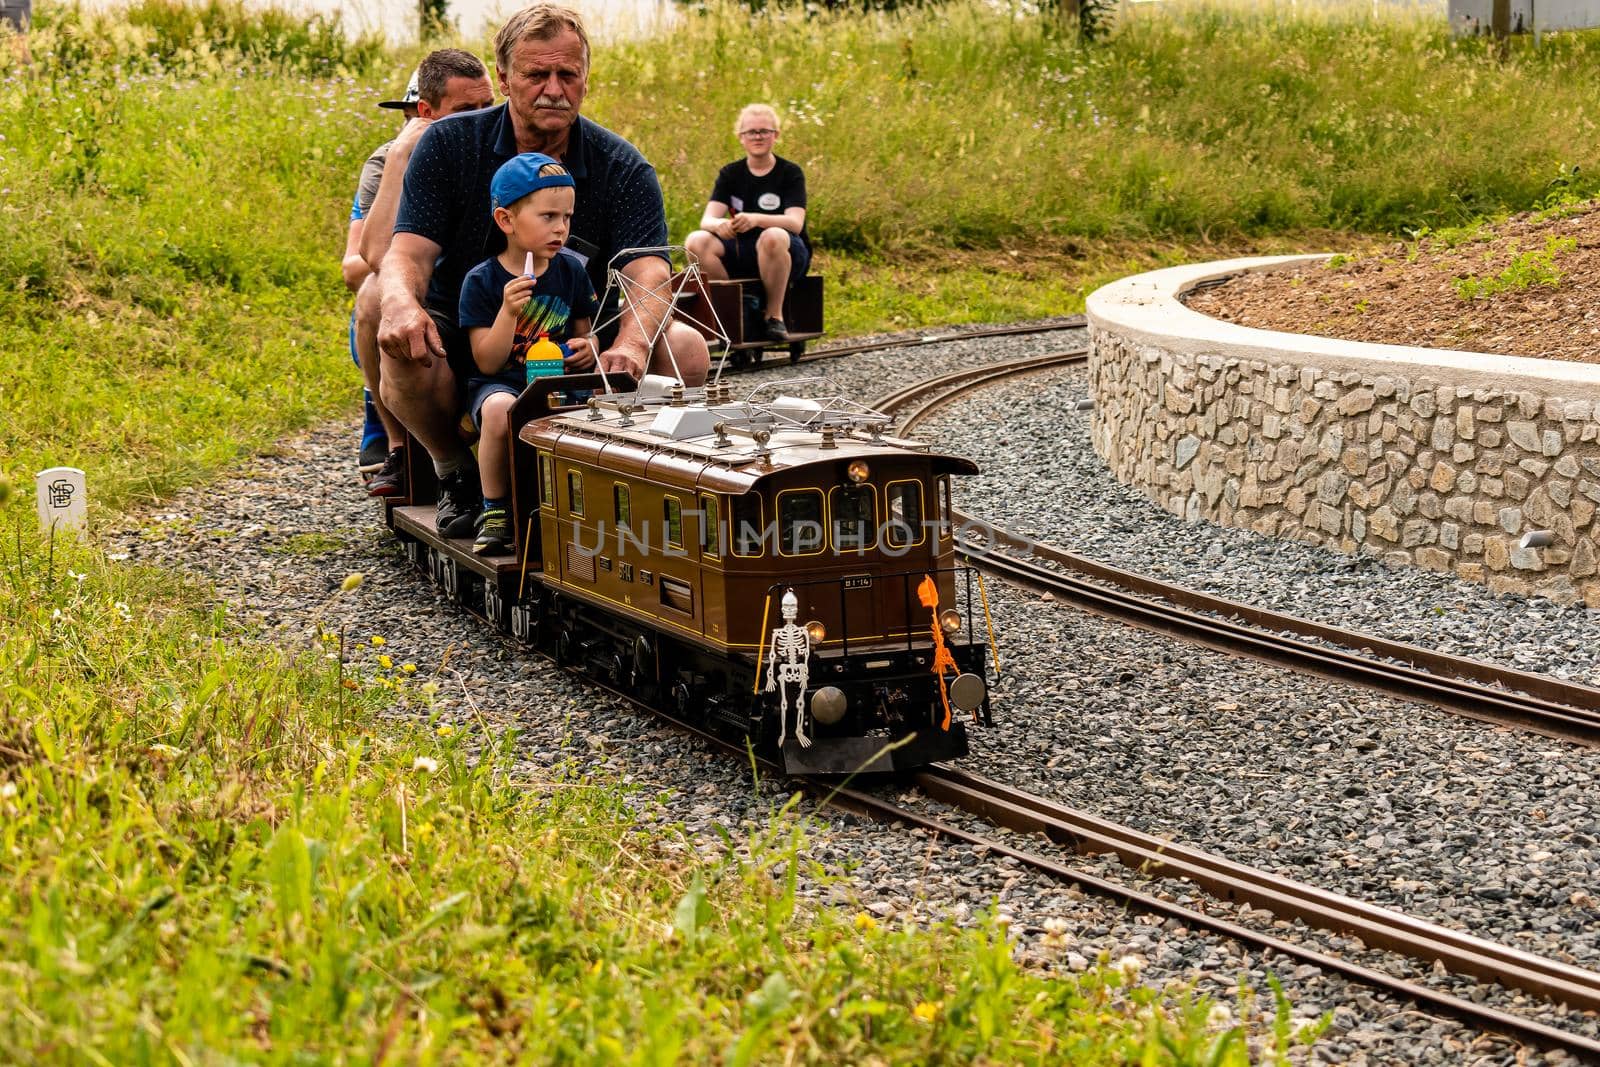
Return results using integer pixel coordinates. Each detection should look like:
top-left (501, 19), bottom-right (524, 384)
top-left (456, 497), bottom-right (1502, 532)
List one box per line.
top-left (378, 232), bottom-right (447, 364)
top-left (598, 254), bottom-right (671, 379)
top-left (341, 219), bottom-right (371, 292)
top-left (359, 119), bottom-right (432, 271)
top-left (698, 200), bottom-right (734, 238)
top-left (732, 207), bottom-right (805, 235)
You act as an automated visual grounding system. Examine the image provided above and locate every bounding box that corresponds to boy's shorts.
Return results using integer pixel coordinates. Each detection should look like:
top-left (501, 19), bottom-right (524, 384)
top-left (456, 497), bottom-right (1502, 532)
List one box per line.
top-left (467, 372), bottom-right (524, 430)
top-left (718, 231), bottom-right (810, 284)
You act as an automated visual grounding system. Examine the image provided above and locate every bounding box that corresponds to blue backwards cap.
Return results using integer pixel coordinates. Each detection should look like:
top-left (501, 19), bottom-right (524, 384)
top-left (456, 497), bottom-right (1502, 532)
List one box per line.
top-left (490, 152), bottom-right (574, 211)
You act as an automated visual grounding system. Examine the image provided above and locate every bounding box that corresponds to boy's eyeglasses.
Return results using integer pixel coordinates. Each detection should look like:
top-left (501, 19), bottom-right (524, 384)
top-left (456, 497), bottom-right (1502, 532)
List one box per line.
top-left (738, 128), bottom-right (777, 138)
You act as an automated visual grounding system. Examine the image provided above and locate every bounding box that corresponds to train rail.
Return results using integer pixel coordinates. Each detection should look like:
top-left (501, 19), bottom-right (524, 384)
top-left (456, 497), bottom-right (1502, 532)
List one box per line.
top-left (715, 316), bottom-right (1088, 374)
top-left (835, 768), bottom-right (1600, 1059)
top-left (872, 351), bottom-right (1600, 747)
top-left (577, 676), bottom-right (1600, 1058)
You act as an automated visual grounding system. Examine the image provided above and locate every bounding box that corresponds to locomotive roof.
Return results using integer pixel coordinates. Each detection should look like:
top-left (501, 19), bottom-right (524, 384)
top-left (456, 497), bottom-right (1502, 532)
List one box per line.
top-left (521, 376), bottom-right (979, 494)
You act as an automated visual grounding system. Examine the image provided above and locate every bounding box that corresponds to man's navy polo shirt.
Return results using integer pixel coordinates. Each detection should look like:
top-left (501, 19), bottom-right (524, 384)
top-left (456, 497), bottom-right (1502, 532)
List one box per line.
top-left (394, 104), bottom-right (667, 324)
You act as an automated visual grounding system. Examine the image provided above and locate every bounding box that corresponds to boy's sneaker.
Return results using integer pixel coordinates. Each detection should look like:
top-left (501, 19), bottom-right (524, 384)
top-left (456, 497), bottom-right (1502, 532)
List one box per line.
top-left (473, 507), bottom-right (514, 556)
top-left (436, 467), bottom-right (482, 540)
top-left (358, 435), bottom-right (389, 479)
top-left (367, 448), bottom-right (407, 498)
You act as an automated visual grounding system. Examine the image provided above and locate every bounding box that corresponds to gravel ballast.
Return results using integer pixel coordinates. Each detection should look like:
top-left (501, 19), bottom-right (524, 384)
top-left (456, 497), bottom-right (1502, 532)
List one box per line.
top-left (108, 323), bottom-right (1596, 1063)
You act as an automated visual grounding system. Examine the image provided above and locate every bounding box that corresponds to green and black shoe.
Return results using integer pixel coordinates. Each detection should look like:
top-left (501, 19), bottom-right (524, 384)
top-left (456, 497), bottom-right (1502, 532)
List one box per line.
top-left (473, 507), bottom-right (514, 556)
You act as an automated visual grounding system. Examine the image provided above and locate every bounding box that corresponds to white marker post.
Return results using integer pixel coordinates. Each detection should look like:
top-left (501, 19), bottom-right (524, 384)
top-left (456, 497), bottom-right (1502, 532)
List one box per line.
top-left (36, 467), bottom-right (87, 540)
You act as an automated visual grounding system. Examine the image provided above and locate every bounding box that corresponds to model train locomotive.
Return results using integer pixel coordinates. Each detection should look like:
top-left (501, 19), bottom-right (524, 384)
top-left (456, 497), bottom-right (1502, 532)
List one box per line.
top-left (383, 255), bottom-right (995, 773)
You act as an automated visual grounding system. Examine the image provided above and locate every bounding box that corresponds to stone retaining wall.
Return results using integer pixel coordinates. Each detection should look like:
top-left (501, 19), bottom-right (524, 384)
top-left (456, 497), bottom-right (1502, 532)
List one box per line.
top-left (1086, 256), bottom-right (1600, 607)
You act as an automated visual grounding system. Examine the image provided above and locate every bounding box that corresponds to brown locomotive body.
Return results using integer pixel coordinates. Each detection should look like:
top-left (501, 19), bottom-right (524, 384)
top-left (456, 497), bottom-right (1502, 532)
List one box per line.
top-left (389, 373), bottom-right (993, 773)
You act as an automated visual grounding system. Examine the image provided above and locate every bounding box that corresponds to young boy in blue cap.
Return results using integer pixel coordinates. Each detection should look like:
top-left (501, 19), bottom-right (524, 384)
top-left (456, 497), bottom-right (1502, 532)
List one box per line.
top-left (457, 152), bottom-right (598, 555)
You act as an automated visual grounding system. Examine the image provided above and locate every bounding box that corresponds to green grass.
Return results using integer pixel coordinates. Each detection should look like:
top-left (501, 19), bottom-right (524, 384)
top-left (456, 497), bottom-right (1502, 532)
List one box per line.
top-left (0, 531), bottom-right (1308, 1062)
top-left (605, 0), bottom-right (1600, 249)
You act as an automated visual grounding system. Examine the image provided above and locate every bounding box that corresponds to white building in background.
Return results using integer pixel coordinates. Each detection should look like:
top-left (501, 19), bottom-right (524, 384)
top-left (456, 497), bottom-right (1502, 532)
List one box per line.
top-left (1448, 0), bottom-right (1600, 35)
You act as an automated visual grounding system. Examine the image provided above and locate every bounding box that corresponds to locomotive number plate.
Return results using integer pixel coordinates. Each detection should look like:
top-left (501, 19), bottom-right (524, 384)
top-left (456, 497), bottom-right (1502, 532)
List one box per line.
top-left (842, 574), bottom-right (873, 590)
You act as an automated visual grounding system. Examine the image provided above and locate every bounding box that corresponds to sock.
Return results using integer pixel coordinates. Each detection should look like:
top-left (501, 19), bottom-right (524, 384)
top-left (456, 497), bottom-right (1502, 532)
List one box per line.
top-left (433, 452), bottom-right (468, 479)
top-left (482, 497), bottom-right (507, 513)
top-left (361, 390), bottom-right (385, 444)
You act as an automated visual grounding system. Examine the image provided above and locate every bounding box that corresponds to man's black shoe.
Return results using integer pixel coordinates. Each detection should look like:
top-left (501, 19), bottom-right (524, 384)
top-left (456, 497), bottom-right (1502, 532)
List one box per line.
top-left (763, 317), bottom-right (789, 343)
top-left (358, 436), bottom-right (389, 479)
top-left (367, 448), bottom-right (407, 498)
top-left (436, 467), bottom-right (482, 539)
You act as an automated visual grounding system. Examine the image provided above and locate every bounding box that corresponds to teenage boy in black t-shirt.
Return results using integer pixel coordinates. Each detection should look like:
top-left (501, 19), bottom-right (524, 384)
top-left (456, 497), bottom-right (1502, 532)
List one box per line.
top-left (685, 103), bottom-right (811, 343)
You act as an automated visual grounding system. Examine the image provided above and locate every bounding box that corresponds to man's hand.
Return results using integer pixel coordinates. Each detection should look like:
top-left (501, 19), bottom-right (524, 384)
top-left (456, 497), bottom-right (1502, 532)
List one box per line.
top-left (392, 116), bottom-right (433, 157)
top-left (598, 339), bottom-right (648, 381)
top-left (378, 300), bottom-right (444, 366)
top-left (729, 212), bottom-right (757, 234)
top-left (563, 336), bottom-right (596, 372)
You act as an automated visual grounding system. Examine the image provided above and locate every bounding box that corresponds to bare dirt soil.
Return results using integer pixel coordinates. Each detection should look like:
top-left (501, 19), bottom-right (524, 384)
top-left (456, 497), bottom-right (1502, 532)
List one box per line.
top-left (1184, 203), bottom-right (1600, 364)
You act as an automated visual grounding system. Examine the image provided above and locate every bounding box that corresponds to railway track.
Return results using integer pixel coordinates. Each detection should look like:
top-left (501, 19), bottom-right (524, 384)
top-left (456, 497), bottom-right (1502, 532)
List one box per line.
top-left (599, 687), bottom-right (1600, 1058)
top-left (873, 350), bottom-right (1600, 747)
top-left (712, 316), bottom-right (1088, 376)
top-left (392, 333), bottom-right (1600, 1056)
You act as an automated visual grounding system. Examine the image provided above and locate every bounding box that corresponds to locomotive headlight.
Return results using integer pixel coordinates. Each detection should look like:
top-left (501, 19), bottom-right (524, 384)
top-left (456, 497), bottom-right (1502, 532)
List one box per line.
top-left (810, 686), bottom-right (848, 724)
top-left (805, 620), bottom-right (827, 642)
top-left (846, 460), bottom-right (870, 484)
top-left (938, 609), bottom-right (962, 634)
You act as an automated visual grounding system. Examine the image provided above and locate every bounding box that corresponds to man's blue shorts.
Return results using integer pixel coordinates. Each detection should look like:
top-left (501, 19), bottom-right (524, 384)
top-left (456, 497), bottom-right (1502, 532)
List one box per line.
top-left (719, 230), bottom-right (810, 282)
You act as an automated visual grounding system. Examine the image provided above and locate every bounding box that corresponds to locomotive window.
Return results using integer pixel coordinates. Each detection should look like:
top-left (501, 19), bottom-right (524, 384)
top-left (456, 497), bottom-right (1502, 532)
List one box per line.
top-left (778, 490), bottom-right (825, 556)
top-left (613, 483), bottom-right (631, 528)
top-left (538, 454), bottom-right (555, 510)
top-left (663, 496), bottom-right (683, 549)
top-left (567, 470), bottom-right (585, 517)
top-left (830, 485), bottom-right (877, 553)
top-left (885, 480), bottom-right (925, 548)
top-left (732, 494), bottom-right (765, 557)
top-left (700, 494), bottom-right (721, 559)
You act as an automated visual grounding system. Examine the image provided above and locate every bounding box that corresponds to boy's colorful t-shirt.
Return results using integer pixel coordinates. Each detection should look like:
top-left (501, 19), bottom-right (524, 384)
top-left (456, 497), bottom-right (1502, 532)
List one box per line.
top-left (457, 249), bottom-right (599, 385)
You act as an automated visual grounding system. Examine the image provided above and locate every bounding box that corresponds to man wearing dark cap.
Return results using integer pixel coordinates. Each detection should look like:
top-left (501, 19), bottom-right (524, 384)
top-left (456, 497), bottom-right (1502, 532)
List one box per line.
top-left (376, 4), bottom-right (709, 539)
top-left (342, 49), bottom-right (493, 492)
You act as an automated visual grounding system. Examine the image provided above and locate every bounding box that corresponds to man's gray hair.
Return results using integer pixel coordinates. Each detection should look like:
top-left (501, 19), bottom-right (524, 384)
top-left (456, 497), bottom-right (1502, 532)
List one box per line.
top-left (417, 48), bottom-right (488, 107)
top-left (494, 4), bottom-right (591, 76)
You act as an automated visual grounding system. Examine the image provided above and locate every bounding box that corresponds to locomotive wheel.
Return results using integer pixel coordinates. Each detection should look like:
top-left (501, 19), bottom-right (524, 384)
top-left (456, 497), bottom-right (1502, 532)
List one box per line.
top-left (670, 682), bottom-right (692, 719)
top-left (607, 652), bottom-right (628, 688)
top-left (788, 340), bottom-right (806, 364)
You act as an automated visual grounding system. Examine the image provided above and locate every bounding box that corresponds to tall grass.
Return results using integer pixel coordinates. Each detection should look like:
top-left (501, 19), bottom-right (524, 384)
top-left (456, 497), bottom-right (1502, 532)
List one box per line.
top-left (592, 1), bottom-right (1600, 249)
top-left (0, 2), bottom-right (390, 513)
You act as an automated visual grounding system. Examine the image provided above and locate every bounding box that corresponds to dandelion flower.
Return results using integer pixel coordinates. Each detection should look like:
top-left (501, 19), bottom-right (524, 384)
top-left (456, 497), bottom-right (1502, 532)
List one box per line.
top-left (854, 912), bottom-right (878, 931)
top-left (436, 724), bottom-right (454, 737)
top-left (369, 635), bottom-right (386, 647)
top-left (401, 663), bottom-right (417, 674)
top-left (340, 572), bottom-right (365, 592)
top-left (378, 654), bottom-right (393, 669)
top-left (912, 1001), bottom-right (939, 1023)
top-left (412, 755), bottom-right (438, 773)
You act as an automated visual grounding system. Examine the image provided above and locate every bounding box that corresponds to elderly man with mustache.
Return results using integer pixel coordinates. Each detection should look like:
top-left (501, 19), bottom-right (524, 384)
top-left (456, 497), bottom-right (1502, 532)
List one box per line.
top-left (376, 3), bottom-right (710, 539)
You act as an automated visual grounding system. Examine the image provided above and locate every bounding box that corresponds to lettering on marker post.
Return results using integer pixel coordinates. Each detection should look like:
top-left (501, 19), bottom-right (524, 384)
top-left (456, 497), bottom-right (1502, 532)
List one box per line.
top-left (36, 467), bottom-right (88, 539)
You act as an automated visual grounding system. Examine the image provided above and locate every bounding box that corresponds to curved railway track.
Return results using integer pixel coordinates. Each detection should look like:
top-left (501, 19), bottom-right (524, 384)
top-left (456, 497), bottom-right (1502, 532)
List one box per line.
top-left (874, 350), bottom-right (1600, 747)
top-left (395, 331), bottom-right (1600, 1057)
